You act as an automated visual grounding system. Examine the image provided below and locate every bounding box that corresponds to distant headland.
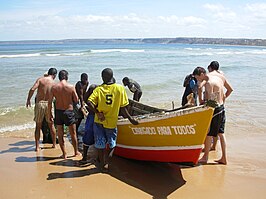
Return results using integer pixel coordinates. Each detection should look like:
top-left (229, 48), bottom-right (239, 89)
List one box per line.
top-left (1, 37), bottom-right (266, 46)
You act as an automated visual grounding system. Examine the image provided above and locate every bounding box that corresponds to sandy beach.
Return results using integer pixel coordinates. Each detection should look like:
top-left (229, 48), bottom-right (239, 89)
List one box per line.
top-left (1, 128), bottom-right (266, 199)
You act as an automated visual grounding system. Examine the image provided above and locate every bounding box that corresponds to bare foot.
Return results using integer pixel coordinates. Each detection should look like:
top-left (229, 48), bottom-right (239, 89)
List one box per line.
top-left (60, 154), bottom-right (67, 159)
top-left (214, 159), bottom-right (227, 165)
top-left (210, 147), bottom-right (216, 151)
top-left (198, 157), bottom-right (208, 164)
top-left (74, 152), bottom-right (82, 157)
top-left (52, 144), bottom-right (56, 149)
top-left (35, 147), bottom-right (40, 152)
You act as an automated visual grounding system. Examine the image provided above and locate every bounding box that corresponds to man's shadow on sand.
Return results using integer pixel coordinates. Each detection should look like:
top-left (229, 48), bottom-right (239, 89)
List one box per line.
top-left (47, 156), bottom-right (186, 199)
top-left (15, 156), bottom-right (62, 162)
top-left (0, 140), bottom-right (35, 154)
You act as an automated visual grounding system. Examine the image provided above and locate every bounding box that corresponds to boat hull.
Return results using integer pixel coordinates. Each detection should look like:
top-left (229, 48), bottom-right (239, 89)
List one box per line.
top-left (115, 106), bottom-right (214, 164)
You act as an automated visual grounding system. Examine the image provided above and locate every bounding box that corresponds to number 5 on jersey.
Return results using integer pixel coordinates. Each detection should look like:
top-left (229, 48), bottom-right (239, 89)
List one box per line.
top-left (106, 94), bottom-right (113, 105)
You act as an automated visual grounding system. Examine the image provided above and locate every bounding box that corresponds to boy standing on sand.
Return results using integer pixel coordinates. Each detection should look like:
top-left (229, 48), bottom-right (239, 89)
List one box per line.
top-left (48, 70), bottom-right (81, 159)
top-left (26, 68), bottom-right (57, 152)
top-left (87, 68), bottom-right (138, 171)
top-left (193, 66), bottom-right (233, 164)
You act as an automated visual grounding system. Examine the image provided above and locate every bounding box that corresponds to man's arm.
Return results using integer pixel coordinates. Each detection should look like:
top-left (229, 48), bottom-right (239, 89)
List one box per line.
top-left (76, 83), bottom-right (85, 106)
top-left (87, 100), bottom-right (105, 122)
top-left (224, 80), bottom-right (233, 101)
top-left (72, 87), bottom-right (79, 104)
top-left (198, 80), bottom-right (206, 105)
top-left (48, 87), bottom-right (54, 122)
top-left (120, 106), bottom-right (139, 125)
top-left (26, 78), bottom-right (40, 108)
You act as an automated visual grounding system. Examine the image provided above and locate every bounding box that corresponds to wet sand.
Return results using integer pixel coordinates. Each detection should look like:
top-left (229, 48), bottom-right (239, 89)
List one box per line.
top-left (1, 133), bottom-right (266, 199)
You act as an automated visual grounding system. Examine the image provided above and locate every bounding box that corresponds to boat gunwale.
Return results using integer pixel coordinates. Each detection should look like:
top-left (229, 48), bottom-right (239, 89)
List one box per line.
top-left (118, 105), bottom-right (213, 124)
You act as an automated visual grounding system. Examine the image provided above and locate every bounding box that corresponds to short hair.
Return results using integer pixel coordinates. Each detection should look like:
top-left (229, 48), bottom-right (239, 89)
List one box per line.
top-left (193, 67), bottom-right (206, 76)
top-left (122, 77), bottom-right (129, 85)
top-left (81, 73), bottom-right (88, 80)
top-left (101, 68), bottom-right (114, 84)
top-left (208, 61), bottom-right (219, 71)
top-left (48, 68), bottom-right (57, 76)
top-left (59, 70), bottom-right (68, 81)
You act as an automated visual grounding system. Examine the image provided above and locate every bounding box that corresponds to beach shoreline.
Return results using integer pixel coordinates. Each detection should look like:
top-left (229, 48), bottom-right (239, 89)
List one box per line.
top-left (1, 128), bottom-right (266, 199)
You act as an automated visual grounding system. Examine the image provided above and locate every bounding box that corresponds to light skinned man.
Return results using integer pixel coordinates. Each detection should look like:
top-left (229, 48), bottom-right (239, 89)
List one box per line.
top-left (48, 70), bottom-right (81, 159)
top-left (193, 66), bottom-right (233, 164)
top-left (26, 68), bottom-right (57, 152)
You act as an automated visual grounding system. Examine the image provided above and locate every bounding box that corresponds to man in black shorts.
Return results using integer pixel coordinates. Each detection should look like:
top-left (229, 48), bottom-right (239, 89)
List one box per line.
top-left (193, 66), bottom-right (233, 164)
top-left (49, 70), bottom-right (81, 159)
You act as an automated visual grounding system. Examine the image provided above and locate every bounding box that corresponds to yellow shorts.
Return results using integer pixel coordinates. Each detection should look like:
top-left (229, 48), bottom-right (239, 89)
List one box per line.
top-left (34, 101), bottom-right (50, 123)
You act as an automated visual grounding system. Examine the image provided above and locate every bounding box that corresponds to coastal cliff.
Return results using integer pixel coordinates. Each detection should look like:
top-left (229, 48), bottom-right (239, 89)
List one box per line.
top-left (1, 37), bottom-right (266, 46)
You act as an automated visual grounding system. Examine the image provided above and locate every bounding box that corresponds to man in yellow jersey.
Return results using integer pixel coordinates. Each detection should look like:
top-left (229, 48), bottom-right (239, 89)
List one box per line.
top-left (87, 68), bottom-right (138, 171)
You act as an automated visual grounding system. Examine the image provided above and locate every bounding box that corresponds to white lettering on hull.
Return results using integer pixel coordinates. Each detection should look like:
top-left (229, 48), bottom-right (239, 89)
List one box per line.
top-left (130, 124), bottom-right (196, 136)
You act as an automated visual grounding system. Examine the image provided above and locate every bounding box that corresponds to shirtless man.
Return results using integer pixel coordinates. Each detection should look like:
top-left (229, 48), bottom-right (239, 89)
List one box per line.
top-left (48, 70), bottom-right (81, 159)
top-left (207, 61), bottom-right (224, 151)
top-left (74, 73), bottom-right (89, 138)
top-left (26, 68), bottom-right (57, 152)
top-left (122, 77), bottom-right (142, 101)
top-left (193, 66), bottom-right (233, 164)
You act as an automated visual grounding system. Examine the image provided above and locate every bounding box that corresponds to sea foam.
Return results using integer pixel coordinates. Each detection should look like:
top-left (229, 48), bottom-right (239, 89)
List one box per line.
top-left (0, 122), bottom-right (35, 133)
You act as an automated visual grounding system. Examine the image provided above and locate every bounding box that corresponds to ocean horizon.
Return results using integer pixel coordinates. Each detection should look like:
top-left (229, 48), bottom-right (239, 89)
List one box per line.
top-left (0, 42), bottom-right (265, 136)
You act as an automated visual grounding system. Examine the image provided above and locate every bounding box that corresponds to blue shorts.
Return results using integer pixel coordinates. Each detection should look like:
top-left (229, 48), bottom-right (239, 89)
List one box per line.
top-left (93, 123), bottom-right (117, 149)
top-left (82, 114), bottom-right (95, 146)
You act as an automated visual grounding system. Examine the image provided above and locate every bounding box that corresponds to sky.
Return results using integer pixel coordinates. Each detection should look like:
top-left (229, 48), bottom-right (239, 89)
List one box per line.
top-left (0, 0), bottom-right (266, 41)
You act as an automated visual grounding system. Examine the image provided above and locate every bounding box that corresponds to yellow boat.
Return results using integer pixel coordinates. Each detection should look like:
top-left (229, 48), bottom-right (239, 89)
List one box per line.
top-left (115, 101), bottom-right (214, 165)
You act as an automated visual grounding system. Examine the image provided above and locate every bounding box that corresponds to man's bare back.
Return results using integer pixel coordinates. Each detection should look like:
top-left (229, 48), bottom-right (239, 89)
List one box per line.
top-left (26, 76), bottom-right (56, 107)
top-left (49, 70), bottom-right (80, 159)
top-left (26, 68), bottom-right (57, 151)
top-left (205, 74), bottom-right (225, 105)
top-left (52, 80), bottom-right (78, 110)
top-left (36, 77), bottom-right (55, 102)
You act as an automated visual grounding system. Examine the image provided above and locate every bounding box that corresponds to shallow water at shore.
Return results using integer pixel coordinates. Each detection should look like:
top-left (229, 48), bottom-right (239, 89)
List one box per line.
top-left (0, 42), bottom-right (266, 136)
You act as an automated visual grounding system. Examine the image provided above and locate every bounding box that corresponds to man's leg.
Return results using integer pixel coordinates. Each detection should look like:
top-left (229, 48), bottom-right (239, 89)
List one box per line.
top-left (198, 136), bottom-right (212, 163)
top-left (103, 128), bottom-right (117, 170)
top-left (104, 147), bottom-right (114, 168)
top-left (35, 122), bottom-right (42, 152)
top-left (80, 144), bottom-right (89, 162)
top-left (76, 118), bottom-right (82, 139)
top-left (48, 123), bottom-right (57, 148)
top-left (215, 133), bottom-right (227, 164)
top-left (57, 125), bottom-right (67, 159)
top-left (68, 124), bottom-right (81, 156)
top-left (211, 136), bottom-right (218, 151)
top-left (98, 148), bottom-right (105, 170)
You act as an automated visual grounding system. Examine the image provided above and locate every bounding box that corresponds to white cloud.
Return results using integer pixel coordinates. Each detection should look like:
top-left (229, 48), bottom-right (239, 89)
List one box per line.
top-left (245, 3), bottom-right (266, 18)
top-left (1, 3), bottom-right (266, 40)
top-left (203, 3), bottom-right (236, 21)
top-left (158, 15), bottom-right (206, 26)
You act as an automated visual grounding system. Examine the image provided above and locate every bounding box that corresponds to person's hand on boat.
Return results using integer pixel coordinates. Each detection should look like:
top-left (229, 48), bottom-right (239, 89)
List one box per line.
top-left (96, 112), bottom-right (105, 121)
top-left (129, 117), bottom-right (139, 125)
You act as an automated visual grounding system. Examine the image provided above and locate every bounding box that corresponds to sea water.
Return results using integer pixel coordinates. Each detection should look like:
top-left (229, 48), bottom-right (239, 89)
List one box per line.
top-left (0, 42), bottom-right (266, 136)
